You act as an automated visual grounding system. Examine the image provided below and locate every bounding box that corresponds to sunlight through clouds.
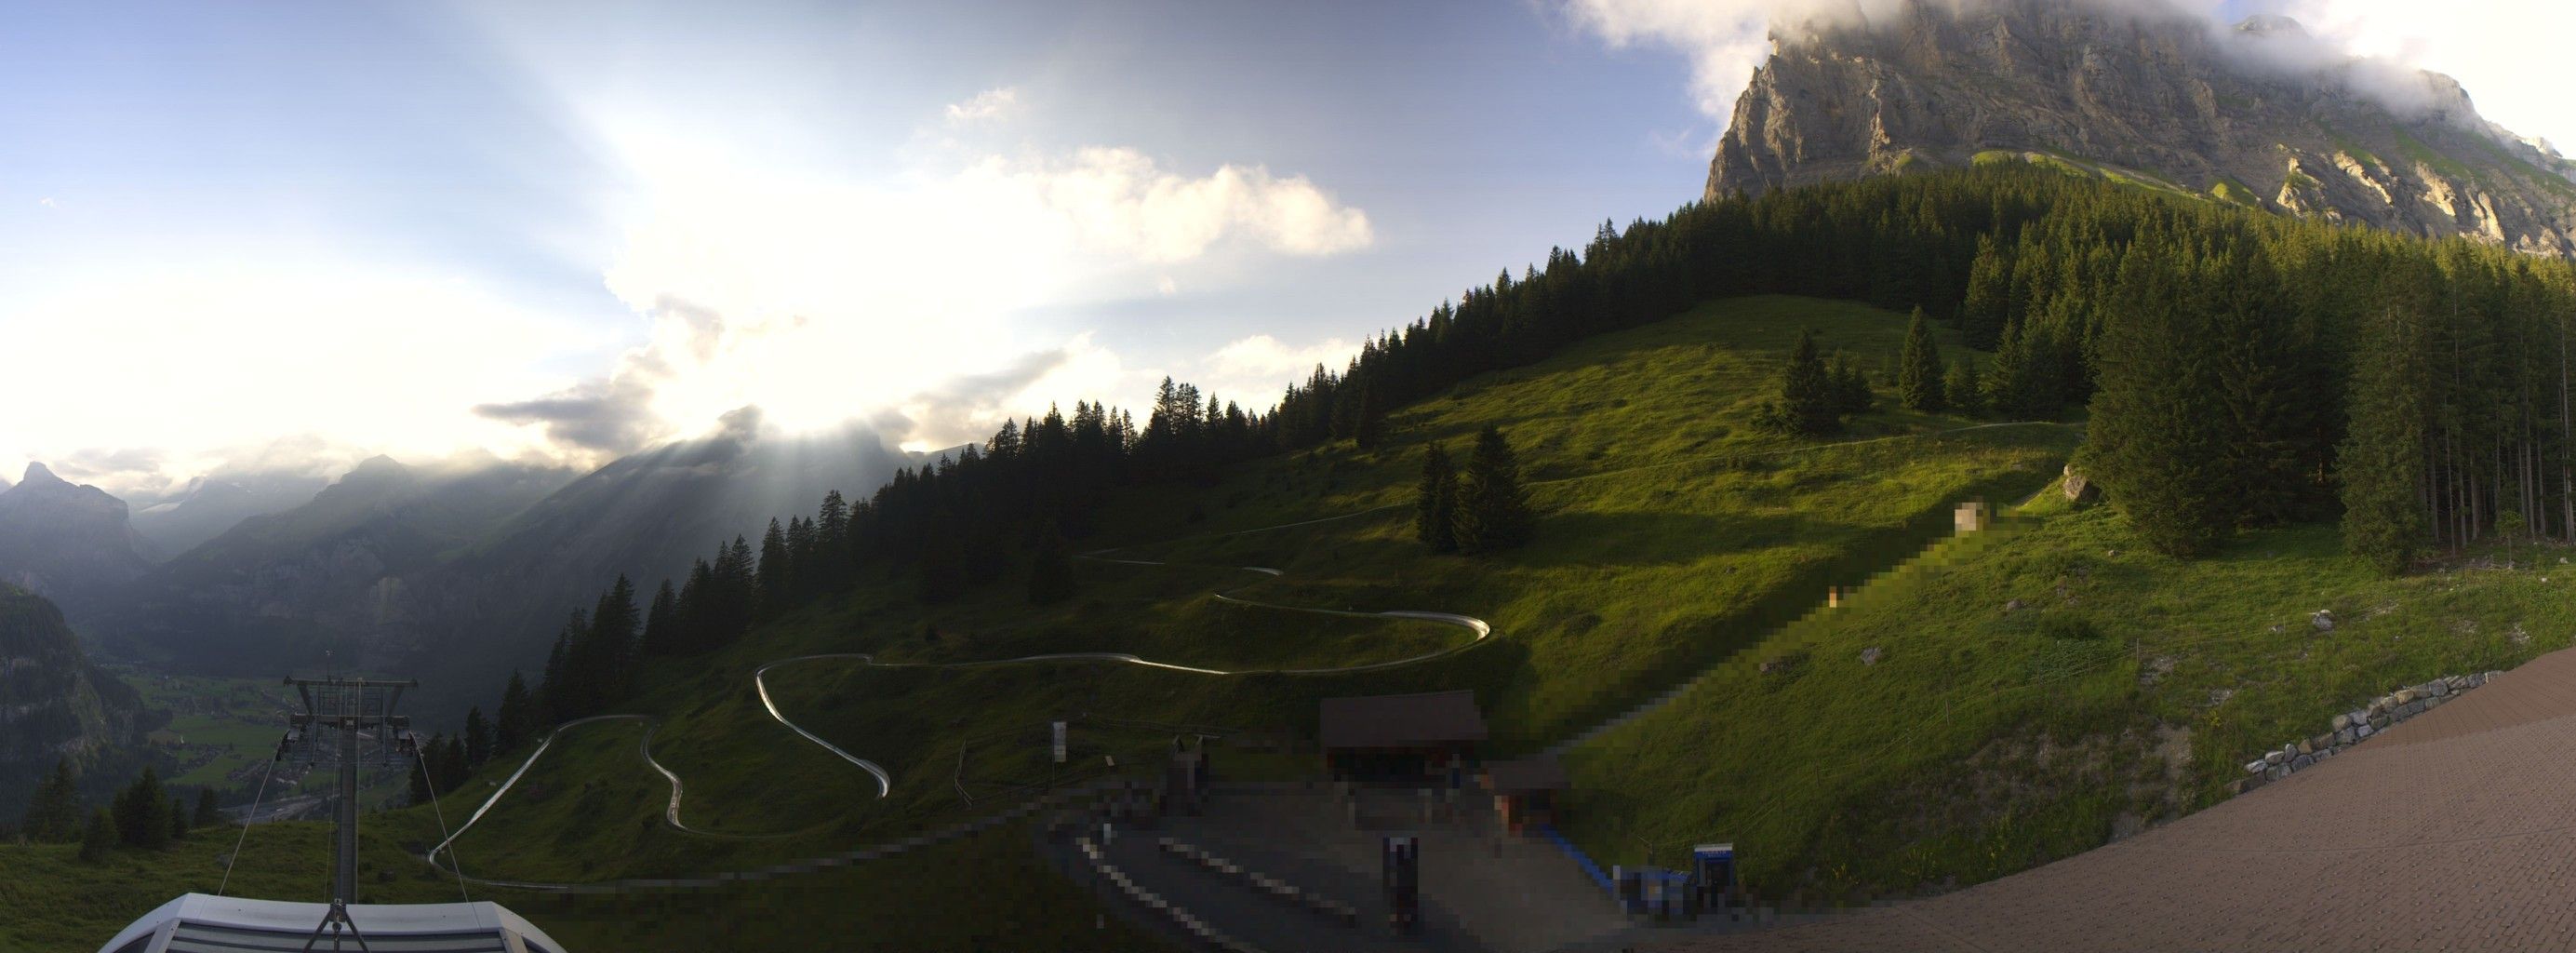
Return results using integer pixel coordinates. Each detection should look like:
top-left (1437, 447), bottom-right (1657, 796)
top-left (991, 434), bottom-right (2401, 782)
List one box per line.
top-left (520, 105), bottom-right (1378, 458)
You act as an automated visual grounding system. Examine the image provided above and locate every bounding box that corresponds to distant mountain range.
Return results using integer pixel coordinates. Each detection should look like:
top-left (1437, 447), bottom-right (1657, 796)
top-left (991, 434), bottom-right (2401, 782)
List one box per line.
top-left (129, 470), bottom-right (332, 556)
top-left (0, 463), bottom-right (160, 617)
top-left (1709, 0), bottom-right (2576, 257)
top-left (21, 425), bottom-right (939, 720)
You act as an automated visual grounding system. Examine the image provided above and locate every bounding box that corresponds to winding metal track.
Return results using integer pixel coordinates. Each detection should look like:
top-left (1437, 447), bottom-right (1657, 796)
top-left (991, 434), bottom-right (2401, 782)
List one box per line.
top-left (421, 420), bottom-right (2064, 890)
top-left (424, 542), bottom-right (1489, 888)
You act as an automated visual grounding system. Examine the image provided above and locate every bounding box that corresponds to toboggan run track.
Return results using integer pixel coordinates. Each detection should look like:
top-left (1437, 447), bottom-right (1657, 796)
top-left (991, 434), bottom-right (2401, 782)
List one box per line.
top-left (420, 421), bottom-right (2068, 892)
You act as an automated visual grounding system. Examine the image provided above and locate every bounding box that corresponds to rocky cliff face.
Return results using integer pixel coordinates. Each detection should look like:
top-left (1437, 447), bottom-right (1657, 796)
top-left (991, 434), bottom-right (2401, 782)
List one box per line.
top-left (1708, 0), bottom-right (2576, 258)
top-left (0, 463), bottom-right (160, 618)
top-left (0, 584), bottom-right (140, 766)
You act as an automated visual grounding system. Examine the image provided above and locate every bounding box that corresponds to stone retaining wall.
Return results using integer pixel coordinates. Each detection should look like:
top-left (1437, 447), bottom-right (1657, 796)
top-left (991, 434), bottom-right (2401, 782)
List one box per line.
top-left (2227, 670), bottom-right (2502, 797)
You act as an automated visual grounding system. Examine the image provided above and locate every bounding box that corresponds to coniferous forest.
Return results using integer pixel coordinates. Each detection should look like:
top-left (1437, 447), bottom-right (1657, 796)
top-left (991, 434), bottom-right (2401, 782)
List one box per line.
top-left (508, 164), bottom-right (2576, 733)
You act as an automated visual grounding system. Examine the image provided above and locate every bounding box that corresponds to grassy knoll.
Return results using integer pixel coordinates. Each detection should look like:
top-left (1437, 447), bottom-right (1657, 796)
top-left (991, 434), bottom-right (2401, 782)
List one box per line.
top-left (44, 294), bottom-right (2083, 950)
top-left (394, 295), bottom-right (2073, 870)
top-left (1564, 488), bottom-right (2576, 905)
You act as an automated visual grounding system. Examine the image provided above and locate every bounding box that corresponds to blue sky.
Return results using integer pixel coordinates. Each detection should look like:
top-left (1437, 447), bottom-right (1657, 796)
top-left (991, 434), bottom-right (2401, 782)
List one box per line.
top-left (0, 0), bottom-right (2564, 498)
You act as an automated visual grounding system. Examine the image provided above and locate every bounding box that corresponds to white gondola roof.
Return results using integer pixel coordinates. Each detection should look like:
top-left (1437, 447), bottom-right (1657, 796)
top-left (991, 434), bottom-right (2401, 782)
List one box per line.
top-left (97, 893), bottom-right (567, 953)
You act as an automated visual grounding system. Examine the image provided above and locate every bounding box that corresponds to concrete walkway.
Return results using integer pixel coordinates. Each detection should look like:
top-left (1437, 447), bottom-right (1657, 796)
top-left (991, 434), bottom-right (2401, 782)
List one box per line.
top-left (1662, 646), bottom-right (2576, 951)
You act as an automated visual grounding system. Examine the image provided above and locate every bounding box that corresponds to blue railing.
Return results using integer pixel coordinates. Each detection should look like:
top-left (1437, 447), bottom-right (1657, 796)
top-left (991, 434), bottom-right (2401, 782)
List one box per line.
top-left (1539, 825), bottom-right (1616, 895)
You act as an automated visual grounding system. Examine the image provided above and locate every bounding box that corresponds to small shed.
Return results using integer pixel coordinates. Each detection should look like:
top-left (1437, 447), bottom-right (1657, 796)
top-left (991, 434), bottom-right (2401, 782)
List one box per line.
top-left (146, 730), bottom-right (185, 747)
top-left (1319, 690), bottom-right (1487, 783)
top-left (1480, 755), bottom-right (1569, 833)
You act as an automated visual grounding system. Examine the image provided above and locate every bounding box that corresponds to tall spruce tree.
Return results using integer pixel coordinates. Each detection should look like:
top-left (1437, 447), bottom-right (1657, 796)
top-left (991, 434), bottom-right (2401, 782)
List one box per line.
top-left (495, 671), bottom-right (534, 755)
top-left (113, 767), bottom-right (170, 849)
top-left (193, 788), bottom-right (220, 828)
top-left (20, 758), bottom-right (80, 843)
top-left (756, 519), bottom-right (791, 620)
top-left (2086, 230), bottom-right (2233, 557)
top-left (1415, 443), bottom-right (1460, 554)
top-left (1455, 426), bottom-right (1534, 553)
top-left (1026, 520), bottom-right (1075, 605)
top-left (1353, 380), bottom-right (1388, 451)
top-left (2342, 298), bottom-right (2431, 574)
top-left (1760, 329), bottom-right (1842, 436)
top-left (1829, 352), bottom-right (1872, 414)
top-left (1943, 359), bottom-right (1984, 418)
top-left (1899, 307), bottom-right (1947, 412)
top-left (641, 580), bottom-right (677, 657)
top-left (78, 808), bottom-right (113, 863)
top-left (463, 707), bottom-right (492, 768)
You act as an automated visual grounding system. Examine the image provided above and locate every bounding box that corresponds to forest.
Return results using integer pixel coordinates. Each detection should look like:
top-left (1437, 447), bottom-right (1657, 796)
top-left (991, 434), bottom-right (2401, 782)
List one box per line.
top-left (507, 164), bottom-right (2576, 735)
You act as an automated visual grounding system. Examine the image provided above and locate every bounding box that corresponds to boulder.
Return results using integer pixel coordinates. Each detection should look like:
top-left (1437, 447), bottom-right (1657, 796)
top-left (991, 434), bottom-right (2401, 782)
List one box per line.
top-left (1860, 646), bottom-right (1883, 666)
top-left (2062, 463), bottom-right (2103, 505)
top-left (2310, 610), bottom-right (2334, 633)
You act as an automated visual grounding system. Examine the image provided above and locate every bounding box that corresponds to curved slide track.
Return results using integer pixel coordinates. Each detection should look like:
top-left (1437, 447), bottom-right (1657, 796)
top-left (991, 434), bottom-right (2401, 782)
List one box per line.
top-left (425, 544), bottom-right (1491, 888)
top-left (422, 420), bottom-right (2064, 891)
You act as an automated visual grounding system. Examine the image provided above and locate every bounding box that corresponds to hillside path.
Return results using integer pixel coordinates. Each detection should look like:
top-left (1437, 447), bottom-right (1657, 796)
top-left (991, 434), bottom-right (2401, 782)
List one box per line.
top-left (1661, 645), bottom-right (2576, 952)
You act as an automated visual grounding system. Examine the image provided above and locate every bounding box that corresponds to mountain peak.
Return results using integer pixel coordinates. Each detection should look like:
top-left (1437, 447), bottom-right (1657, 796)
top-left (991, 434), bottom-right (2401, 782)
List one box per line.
top-left (20, 462), bottom-right (65, 487)
top-left (1708, 0), bottom-right (2576, 257)
top-left (2233, 13), bottom-right (2308, 39)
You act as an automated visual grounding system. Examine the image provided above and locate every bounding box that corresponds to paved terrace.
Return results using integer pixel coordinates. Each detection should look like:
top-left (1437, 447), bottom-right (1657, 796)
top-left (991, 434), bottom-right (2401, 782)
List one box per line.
top-left (1666, 646), bottom-right (2576, 952)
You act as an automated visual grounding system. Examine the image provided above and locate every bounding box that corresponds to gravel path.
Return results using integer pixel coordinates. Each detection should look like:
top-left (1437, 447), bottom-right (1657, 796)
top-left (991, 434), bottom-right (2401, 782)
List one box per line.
top-left (1661, 646), bottom-right (2576, 951)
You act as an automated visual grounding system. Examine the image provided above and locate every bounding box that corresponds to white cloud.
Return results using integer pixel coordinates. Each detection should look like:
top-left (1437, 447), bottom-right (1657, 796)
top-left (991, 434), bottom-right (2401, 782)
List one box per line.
top-left (498, 120), bottom-right (1376, 455)
top-left (1561, 0), bottom-right (1775, 120)
top-left (1560, 0), bottom-right (2576, 153)
top-left (36, 197), bottom-right (55, 208)
top-left (1, 261), bottom-right (586, 495)
top-left (943, 86), bottom-right (1022, 126)
top-left (1194, 333), bottom-right (1362, 408)
top-left (2273, 0), bottom-right (2576, 150)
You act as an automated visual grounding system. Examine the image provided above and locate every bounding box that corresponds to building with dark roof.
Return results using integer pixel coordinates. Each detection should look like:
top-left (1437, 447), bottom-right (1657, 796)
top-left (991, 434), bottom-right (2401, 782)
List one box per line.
top-left (1318, 690), bottom-right (1487, 782)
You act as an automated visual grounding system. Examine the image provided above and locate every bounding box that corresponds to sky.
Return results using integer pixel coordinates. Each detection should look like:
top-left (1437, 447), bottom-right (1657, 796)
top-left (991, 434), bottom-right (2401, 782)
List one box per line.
top-left (1, 0), bottom-right (2568, 502)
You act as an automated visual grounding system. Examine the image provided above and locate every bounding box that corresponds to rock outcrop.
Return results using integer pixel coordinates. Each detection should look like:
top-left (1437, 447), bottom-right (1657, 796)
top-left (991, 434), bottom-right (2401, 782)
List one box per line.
top-left (0, 584), bottom-right (140, 766)
top-left (1708, 0), bottom-right (2576, 258)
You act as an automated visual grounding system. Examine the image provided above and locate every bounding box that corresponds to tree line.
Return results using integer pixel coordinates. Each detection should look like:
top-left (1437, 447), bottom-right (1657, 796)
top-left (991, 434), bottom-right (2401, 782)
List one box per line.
top-left (18, 758), bottom-right (222, 861)
top-left (473, 162), bottom-right (2574, 757)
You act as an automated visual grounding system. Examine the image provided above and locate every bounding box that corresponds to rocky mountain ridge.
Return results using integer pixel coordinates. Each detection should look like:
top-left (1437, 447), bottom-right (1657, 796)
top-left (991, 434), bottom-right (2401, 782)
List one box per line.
top-left (1708, 0), bottom-right (2576, 257)
top-left (0, 463), bottom-right (160, 617)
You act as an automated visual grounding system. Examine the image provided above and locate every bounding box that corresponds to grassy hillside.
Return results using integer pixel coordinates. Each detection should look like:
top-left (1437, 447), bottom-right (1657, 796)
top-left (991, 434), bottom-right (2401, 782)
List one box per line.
top-left (1563, 486), bottom-right (2576, 904)
top-left (34, 294), bottom-right (2088, 950)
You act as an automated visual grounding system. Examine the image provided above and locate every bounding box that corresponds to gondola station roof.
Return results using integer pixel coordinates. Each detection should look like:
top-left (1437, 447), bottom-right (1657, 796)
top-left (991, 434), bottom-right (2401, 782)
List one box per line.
top-left (97, 893), bottom-right (567, 953)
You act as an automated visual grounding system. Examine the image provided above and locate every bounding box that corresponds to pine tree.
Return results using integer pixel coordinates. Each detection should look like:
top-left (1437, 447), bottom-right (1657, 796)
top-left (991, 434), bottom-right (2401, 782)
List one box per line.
top-left (19, 758), bottom-right (80, 843)
top-left (2087, 232), bottom-right (2232, 557)
top-left (495, 671), bottom-right (534, 755)
top-left (169, 798), bottom-right (189, 840)
top-left (1984, 315), bottom-right (2061, 420)
top-left (2342, 302), bottom-right (2429, 574)
top-left (408, 747), bottom-right (434, 806)
top-left (641, 580), bottom-right (677, 657)
top-left (756, 518), bottom-right (791, 619)
top-left (1455, 426), bottom-right (1534, 553)
top-left (1758, 329), bottom-right (1842, 436)
top-left (113, 767), bottom-right (169, 849)
top-left (1944, 359), bottom-right (1984, 418)
top-left (1899, 307), bottom-right (1947, 412)
top-left (1026, 520), bottom-right (1075, 605)
top-left (1353, 380), bottom-right (1388, 450)
top-left (587, 576), bottom-right (641, 705)
top-left (77, 808), bottom-right (112, 863)
top-left (193, 788), bottom-right (220, 829)
top-left (1415, 443), bottom-right (1461, 553)
top-left (1829, 352), bottom-right (1872, 414)
top-left (463, 707), bottom-right (492, 768)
